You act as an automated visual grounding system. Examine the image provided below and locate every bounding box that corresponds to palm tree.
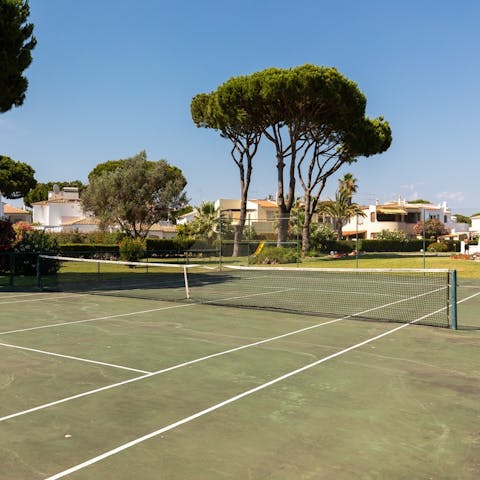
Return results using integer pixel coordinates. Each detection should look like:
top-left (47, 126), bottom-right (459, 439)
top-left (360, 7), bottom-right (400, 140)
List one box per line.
top-left (190, 201), bottom-right (233, 245)
top-left (338, 173), bottom-right (358, 206)
top-left (317, 190), bottom-right (365, 240)
top-left (190, 201), bottom-right (219, 243)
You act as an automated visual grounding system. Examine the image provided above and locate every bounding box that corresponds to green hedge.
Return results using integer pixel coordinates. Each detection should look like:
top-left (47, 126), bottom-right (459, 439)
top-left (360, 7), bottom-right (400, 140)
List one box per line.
top-left (359, 239), bottom-right (434, 252)
top-left (59, 244), bottom-right (119, 258)
top-left (320, 240), bottom-right (355, 253)
top-left (145, 238), bottom-right (215, 256)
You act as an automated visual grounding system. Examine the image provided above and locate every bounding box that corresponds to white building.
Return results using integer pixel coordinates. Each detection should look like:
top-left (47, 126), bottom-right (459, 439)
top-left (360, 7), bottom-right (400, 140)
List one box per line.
top-left (2, 204), bottom-right (32, 223)
top-left (31, 186), bottom-right (176, 237)
top-left (214, 198), bottom-right (278, 234)
top-left (32, 187), bottom-right (85, 230)
top-left (470, 214), bottom-right (480, 237)
top-left (341, 199), bottom-right (459, 239)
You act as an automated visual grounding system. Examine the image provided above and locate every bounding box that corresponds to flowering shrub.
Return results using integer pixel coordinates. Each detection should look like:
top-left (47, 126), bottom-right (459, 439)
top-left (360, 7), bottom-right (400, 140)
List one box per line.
top-left (14, 230), bottom-right (60, 275)
top-left (13, 221), bottom-right (34, 242)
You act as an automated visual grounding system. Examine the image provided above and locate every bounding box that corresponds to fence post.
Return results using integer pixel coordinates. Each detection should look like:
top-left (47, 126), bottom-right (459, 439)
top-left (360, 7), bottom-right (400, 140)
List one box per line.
top-left (9, 252), bottom-right (15, 288)
top-left (36, 254), bottom-right (41, 288)
top-left (450, 269), bottom-right (457, 330)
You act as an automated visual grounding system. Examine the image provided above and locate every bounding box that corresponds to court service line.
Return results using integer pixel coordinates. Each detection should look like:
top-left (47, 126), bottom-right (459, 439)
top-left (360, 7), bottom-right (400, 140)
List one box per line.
top-left (44, 309), bottom-right (443, 480)
top-left (0, 285), bottom-right (450, 424)
top-left (0, 302), bottom-right (196, 336)
top-left (0, 342), bottom-right (151, 374)
top-left (0, 293), bottom-right (81, 305)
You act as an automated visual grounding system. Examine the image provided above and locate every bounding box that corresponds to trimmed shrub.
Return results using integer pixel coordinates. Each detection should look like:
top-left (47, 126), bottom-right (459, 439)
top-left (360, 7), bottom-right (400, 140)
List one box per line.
top-left (50, 231), bottom-right (125, 245)
top-left (251, 246), bottom-right (298, 264)
top-left (145, 238), bottom-right (215, 257)
top-left (320, 240), bottom-right (355, 254)
top-left (427, 242), bottom-right (448, 253)
top-left (119, 238), bottom-right (146, 262)
top-left (359, 239), bottom-right (435, 252)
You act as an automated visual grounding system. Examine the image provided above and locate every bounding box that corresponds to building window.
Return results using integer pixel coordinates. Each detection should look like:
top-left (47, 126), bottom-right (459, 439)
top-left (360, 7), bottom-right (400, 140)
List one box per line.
top-left (370, 212), bottom-right (376, 222)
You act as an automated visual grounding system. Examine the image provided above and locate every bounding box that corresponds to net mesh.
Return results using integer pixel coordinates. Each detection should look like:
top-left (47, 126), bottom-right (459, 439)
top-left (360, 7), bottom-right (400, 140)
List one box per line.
top-left (38, 256), bottom-right (453, 328)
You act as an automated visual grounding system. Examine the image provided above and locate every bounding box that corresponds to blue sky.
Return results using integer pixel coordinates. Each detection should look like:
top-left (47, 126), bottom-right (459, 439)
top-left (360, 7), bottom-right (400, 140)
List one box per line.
top-left (2, 0), bottom-right (479, 214)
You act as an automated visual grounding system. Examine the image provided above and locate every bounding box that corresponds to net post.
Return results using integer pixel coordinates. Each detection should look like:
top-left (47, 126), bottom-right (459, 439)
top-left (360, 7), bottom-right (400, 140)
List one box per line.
top-left (183, 265), bottom-right (190, 299)
top-left (450, 269), bottom-right (457, 330)
top-left (36, 254), bottom-right (41, 288)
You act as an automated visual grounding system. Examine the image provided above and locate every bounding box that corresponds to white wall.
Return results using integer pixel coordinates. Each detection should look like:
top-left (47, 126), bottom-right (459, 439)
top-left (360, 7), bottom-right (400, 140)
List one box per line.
top-left (33, 201), bottom-right (84, 226)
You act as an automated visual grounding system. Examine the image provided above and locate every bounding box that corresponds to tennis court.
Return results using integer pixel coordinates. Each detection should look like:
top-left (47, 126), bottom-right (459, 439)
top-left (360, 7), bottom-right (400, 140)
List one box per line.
top-left (1, 262), bottom-right (479, 479)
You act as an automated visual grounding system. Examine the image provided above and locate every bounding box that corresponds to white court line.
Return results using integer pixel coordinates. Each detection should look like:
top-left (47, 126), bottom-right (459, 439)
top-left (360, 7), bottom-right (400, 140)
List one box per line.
top-left (0, 315), bottom-right (343, 423)
top-left (43, 291), bottom-right (480, 479)
top-left (44, 308), bottom-right (442, 480)
top-left (0, 342), bottom-right (151, 374)
top-left (1, 284), bottom-right (451, 424)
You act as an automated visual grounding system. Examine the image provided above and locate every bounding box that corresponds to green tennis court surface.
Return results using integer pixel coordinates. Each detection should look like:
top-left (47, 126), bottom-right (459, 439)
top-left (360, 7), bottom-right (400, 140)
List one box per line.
top-left (0, 277), bottom-right (479, 479)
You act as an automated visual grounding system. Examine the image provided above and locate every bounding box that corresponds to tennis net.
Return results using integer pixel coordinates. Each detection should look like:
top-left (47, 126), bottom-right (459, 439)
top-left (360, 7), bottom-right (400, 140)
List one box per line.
top-left (37, 256), bottom-right (457, 328)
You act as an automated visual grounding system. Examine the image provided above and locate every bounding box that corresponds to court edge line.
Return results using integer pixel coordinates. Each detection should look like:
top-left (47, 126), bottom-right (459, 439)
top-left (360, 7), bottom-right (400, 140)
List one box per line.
top-left (0, 284), bottom-right (451, 423)
top-left (44, 313), bottom-right (438, 480)
top-left (0, 342), bottom-right (151, 374)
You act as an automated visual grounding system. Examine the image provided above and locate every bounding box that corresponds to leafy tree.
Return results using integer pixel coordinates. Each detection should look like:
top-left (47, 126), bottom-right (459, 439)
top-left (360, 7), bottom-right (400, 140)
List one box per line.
top-left (88, 159), bottom-right (132, 182)
top-left (0, 154), bottom-right (36, 199)
top-left (82, 152), bottom-right (188, 238)
top-left (23, 180), bottom-right (85, 206)
top-left (317, 190), bottom-right (365, 240)
top-left (407, 199), bottom-right (431, 204)
top-left (0, 0), bottom-right (36, 112)
top-left (202, 65), bottom-right (390, 251)
top-left (453, 214), bottom-right (471, 226)
top-left (413, 218), bottom-right (448, 240)
top-left (191, 77), bottom-right (263, 256)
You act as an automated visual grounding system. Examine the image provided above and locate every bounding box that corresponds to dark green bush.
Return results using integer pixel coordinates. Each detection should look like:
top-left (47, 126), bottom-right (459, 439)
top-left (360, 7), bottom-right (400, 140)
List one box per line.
top-left (14, 230), bottom-right (60, 275)
top-left (0, 219), bottom-right (15, 251)
top-left (319, 240), bottom-right (355, 254)
top-left (359, 239), bottom-right (434, 252)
